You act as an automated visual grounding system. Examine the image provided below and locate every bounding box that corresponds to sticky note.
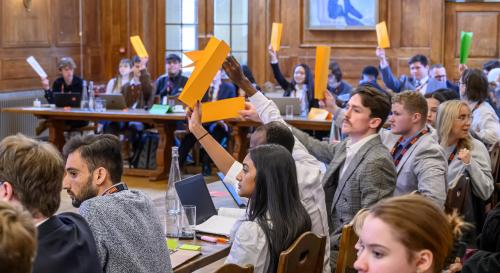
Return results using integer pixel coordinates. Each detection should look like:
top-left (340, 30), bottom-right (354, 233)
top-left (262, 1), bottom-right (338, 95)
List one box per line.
top-left (460, 31), bottom-right (473, 64)
top-left (26, 56), bottom-right (47, 79)
top-left (314, 46), bottom-right (331, 100)
top-left (270, 23), bottom-right (283, 52)
top-left (307, 108), bottom-right (331, 121)
top-left (130, 36), bottom-right (149, 58)
top-left (149, 104), bottom-right (171, 114)
top-left (376, 21), bottom-right (390, 49)
top-left (166, 238), bottom-right (178, 250)
top-left (179, 37), bottom-right (231, 108)
top-left (201, 97), bottom-right (245, 123)
top-left (180, 244), bottom-right (202, 251)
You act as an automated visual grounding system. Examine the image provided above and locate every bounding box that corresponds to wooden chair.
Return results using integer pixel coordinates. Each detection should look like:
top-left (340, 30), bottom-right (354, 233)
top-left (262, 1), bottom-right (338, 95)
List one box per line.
top-left (214, 263), bottom-right (254, 273)
top-left (276, 231), bottom-right (326, 273)
top-left (335, 224), bottom-right (359, 273)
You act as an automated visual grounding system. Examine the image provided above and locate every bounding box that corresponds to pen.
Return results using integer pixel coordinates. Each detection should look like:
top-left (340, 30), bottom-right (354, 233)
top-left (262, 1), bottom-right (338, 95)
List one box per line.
top-left (196, 234), bottom-right (229, 244)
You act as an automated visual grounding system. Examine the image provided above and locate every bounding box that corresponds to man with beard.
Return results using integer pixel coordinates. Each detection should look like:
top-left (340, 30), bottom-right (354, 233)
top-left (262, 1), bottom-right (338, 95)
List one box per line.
top-left (62, 134), bottom-right (172, 273)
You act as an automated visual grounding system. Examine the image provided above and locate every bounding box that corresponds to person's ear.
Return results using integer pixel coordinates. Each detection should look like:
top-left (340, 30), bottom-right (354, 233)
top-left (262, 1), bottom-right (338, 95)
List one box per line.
top-left (369, 117), bottom-right (382, 130)
top-left (94, 167), bottom-right (108, 186)
top-left (414, 249), bottom-right (433, 273)
top-left (0, 181), bottom-right (15, 201)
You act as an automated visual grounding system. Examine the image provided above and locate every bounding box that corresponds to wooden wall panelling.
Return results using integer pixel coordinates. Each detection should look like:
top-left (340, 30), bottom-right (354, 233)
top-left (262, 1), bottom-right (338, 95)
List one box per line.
top-left (54, 0), bottom-right (81, 46)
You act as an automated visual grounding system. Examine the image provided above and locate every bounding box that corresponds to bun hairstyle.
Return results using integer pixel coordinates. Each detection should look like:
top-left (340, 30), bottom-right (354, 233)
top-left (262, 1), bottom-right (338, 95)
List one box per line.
top-left (351, 195), bottom-right (469, 273)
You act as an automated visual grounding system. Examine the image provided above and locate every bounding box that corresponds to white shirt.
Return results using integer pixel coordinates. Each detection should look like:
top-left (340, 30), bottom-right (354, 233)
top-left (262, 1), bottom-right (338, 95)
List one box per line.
top-left (290, 85), bottom-right (309, 117)
top-left (468, 100), bottom-right (500, 147)
top-left (340, 134), bottom-right (379, 178)
top-left (415, 76), bottom-right (429, 95)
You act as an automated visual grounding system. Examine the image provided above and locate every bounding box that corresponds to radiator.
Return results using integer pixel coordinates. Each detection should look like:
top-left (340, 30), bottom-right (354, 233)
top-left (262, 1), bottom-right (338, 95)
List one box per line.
top-left (0, 90), bottom-right (47, 140)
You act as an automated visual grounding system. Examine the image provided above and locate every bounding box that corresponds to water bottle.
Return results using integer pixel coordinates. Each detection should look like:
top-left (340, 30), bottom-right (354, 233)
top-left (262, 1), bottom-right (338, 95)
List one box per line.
top-left (165, 147), bottom-right (182, 242)
top-left (81, 80), bottom-right (88, 110)
top-left (88, 81), bottom-right (95, 111)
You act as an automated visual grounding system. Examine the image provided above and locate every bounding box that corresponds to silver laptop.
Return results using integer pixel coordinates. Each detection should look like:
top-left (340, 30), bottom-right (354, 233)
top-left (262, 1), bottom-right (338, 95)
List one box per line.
top-left (270, 97), bottom-right (301, 116)
top-left (97, 94), bottom-right (127, 110)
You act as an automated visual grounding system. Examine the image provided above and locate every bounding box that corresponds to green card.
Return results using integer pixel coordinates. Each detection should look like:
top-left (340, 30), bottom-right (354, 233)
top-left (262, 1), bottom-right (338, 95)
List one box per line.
top-left (460, 31), bottom-right (473, 64)
top-left (149, 104), bottom-right (171, 115)
top-left (179, 244), bottom-right (201, 251)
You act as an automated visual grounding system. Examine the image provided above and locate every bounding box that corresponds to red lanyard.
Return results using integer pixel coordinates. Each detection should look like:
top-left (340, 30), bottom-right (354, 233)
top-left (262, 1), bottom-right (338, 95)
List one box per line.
top-left (101, 183), bottom-right (128, 196)
top-left (390, 129), bottom-right (429, 166)
top-left (448, 146), bottom-right (458, 165)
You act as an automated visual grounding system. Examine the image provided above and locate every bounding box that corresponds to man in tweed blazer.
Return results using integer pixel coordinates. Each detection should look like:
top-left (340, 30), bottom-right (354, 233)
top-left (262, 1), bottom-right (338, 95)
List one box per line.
top-left (292, 86), bottom-right (397, 268)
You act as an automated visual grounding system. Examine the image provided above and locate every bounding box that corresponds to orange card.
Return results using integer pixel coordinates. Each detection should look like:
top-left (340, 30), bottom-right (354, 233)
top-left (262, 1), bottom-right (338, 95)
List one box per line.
top-left (270, 23), bottom-right (283, 52)
top-left (307, 108), bottom-right (331, 121)
top-left (376, 21), bottom-right (390, 49)
top-left (178, 37), bottom-right (231, 108)
top-left (314, 46), bottom-right (331, 100)
top-left (130, 36), bottom-right (149, 58)
top-left (201, 97), bottom-right (245, 123)
top-left (183, 50), bottom-right (203, 68)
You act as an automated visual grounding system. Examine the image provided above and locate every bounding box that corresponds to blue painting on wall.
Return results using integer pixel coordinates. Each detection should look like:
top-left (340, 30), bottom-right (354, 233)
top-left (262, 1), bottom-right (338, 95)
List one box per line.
top-left (308, 0), bottom-right (378, 30)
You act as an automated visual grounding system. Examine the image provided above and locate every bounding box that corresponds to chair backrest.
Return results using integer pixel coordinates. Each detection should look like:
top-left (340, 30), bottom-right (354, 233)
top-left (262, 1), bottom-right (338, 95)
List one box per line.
top-left (276, 231), bottom-right (326, 273)
top-left (335, 224), bottom-right (359, 273)
top-left (214, 263), bottom-right (254, 273)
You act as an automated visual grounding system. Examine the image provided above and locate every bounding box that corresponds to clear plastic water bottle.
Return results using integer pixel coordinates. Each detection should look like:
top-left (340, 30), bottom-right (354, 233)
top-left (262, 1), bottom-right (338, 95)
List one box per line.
top-left (88, 81), bottom-right (95, 111)
top-left (166, 147), bottom-right (182, 242)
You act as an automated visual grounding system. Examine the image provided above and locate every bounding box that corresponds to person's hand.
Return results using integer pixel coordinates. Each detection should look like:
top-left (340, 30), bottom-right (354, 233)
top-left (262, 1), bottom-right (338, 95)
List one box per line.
top-left (446, 257), bottom-right (462, 273)
top-left (319, 90), bottom-right (338, 114)
top-left (41, 78), bottom-right (50, 90)
top-left (458, 64), bottom-right (468, 76)
top-left (140, 57), bottom-right (149, 69)
top-left (186, 101), bottom-right (202, 132)
top-left (222, 56), bottom-right (248, 88)
top-left (458, 148), bottom-right (471, 165)
top-left (375, 47), bottom-right (386, 60)
top-left (238, 102), bottom-right (262, 123)
top-left (268, 44), bottom-right (278, 64)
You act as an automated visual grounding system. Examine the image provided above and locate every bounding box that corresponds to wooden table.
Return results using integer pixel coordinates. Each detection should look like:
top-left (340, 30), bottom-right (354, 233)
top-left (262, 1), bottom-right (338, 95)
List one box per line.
top-left (2, 107), bottom-right (185, 181)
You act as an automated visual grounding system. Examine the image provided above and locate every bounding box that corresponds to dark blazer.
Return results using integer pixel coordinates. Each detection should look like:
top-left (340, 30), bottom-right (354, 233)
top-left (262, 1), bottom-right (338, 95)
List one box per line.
top-left (201, 82), bottom-right (237, 102)
top-left (33, 213), bottom-right (102, 273)
top-left (270, 62), bottom-right (319, 109)
top-left (44, 76), bottom-right (84, 104)
top-left (155, 73), bottom-right (188, 98)
top-left (446, 80), bottom-right (460, 94)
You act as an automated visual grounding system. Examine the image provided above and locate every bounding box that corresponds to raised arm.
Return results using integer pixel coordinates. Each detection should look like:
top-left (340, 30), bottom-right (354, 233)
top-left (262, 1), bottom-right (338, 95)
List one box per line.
top-left (187, 102), bottom-right (236, 174)
top-left (268, 45), bottom-right (291, 91)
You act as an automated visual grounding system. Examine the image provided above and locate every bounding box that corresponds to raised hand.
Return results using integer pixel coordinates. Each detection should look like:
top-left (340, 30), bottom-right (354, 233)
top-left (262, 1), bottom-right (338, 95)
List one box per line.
top-left (268, 44), bottom-right (278, 64)
top-left (458, 148), bottom-right (471, 165)
top-left (41, 78), bottom-right (50, 90)
top-left (319, 90), bottom-right (338, 114)
top-left (222, 56), bottom-right (257, 96)
top-left (186, 101), bottom-right (203, 133)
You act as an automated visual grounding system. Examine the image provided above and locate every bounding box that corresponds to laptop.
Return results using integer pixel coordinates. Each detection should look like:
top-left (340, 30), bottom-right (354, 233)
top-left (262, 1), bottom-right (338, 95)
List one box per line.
top-left (216, 172), bottom-right (246, 208)
top-left (97, 94), bottom-right (127, 109)
top-left (270, 97), bottom-right (301, 116)
top-left (54, 92), bottom-right (81, 108)
top-left (174, 174), bottom-right (218, 225)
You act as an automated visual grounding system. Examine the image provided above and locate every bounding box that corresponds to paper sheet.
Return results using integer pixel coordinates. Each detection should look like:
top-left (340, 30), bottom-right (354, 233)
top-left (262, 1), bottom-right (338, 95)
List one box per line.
top-left (314, 46), bottom-right (331, 100)
top-left (26, 56), bottom-right (47, 79)
top-left (130, 36), bottom-right (149, 58)
top-left (201, 97), bottom-right (245, 123)
top-left (178, 37), bottom-right (231, 108)
top-left (270, 22), bottom-right (283, 52)
top-left (460, 31), bottom-right (473, 64)
top-left (307, 107), bottom-right (331, 121)
top-left (376, 21), bottom-right (390, 49)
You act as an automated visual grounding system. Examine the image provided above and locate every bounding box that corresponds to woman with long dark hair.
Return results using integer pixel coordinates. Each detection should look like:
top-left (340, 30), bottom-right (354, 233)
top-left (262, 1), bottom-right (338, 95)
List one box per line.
top-left (187, 103), bottom-right (312, 273)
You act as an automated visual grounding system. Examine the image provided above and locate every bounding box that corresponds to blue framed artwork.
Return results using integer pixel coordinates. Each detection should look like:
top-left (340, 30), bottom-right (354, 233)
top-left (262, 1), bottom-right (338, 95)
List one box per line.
top-left (307, 0), bottom-right (379, 30)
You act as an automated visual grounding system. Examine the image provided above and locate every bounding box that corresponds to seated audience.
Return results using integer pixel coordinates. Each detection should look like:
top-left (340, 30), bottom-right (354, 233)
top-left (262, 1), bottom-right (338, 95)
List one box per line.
top-left (178, 69), bottom-right (236, 175)
top-left (376, 47), bottom-right (430, 94)
top-left (105, 58), bottom-right (131, 94)
top-left (268, 45), bottom-right (317, 116)
top-left (359, 65), bottom-right (385, 93)
top-left (0, 134), bottom-right (101, 273)
top-left (187, 102), bottom-right (311, 273)
top-left (429, 64), bottom-right (459, 93)
top-left (327, 61), bottom-right (353, 98)
top-left (121, 55), bottom-right (154, 109)
top-left (42, 57), bottom-right (83, 103)
top-left (424, 88), bottom-right (458, 127)
top-left (155, 53), bottom-right (188, 99)
top-left (435, 100), bottom-right (494, 234)
top-left (0, 201), bottom-right (37, 273)
top-left (460, 68), bottom-right (500, 147)
top-left (483, 59), bottom-right (500, 75)
top-left (353, 194), bottom-right (467, 273)
top-left (488, 67), bottom-right (500, 116)
top-left (62, 134), bottom-right (172, 273)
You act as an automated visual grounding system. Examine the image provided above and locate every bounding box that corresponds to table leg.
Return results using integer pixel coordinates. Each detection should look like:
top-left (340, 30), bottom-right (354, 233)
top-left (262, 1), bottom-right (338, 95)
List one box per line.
top-left (150, 121), bottom-right (175, 181)
top-left (47, 120), bottom-right (66, 151)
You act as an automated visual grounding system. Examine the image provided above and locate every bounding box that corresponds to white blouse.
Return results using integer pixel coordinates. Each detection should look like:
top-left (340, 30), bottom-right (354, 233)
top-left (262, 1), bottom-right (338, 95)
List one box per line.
top-left (469, 101), bottom-right (500, 147)
top-left (290, 85), bottom-right (309, 117)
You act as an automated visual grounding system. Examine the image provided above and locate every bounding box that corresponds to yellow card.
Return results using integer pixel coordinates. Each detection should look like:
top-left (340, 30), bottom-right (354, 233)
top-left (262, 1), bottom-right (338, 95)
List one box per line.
top-left (314, 46), bottom-right (331, 100)
top-left (201, 97), bottom-right (245, 123)
top-left (179, 37), bottom-right (231, 108)
top-left (270, 23), bottom-right (283, 52)
top-left (183, 50), bottom-right (204, 68)
top-left (307, 107), bottom-right (331, 121)
top-left (376, 21), bottom-right (390, 49)
top-left (130, 36), bottom-right (149, 58)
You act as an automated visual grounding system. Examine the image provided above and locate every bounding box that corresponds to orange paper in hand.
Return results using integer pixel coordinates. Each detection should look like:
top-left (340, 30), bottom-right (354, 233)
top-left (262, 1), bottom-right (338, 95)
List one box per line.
top-left (178, 37), bottom-right (231, 108)
top-left (201, 97), bottom-right (245, 123)
top-left (307, 107), bottom-right (331, 121)
top-left (130, 36), bottom-right (149, 58)
top-left (183, 50), bottom-right (203, 68)
top-left (314, 46), bottom-right (331, 100)
top-left (376, 21), bottom-right (390, 49)
top-left (270, 23), bottom-right (283, 52)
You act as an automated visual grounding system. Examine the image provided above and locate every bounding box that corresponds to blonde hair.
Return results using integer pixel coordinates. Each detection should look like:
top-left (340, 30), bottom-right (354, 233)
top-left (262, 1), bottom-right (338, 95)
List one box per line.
top-left (435, 100), bottom-right (472, 150)
top-left (357, 195), bottom-right (468, 273)
top-left (392, 91), bottom-right (428, 125)
top-left (0, 201), bottom-right (37, 273)
top-left (112, 58), bottom-right (131, 94)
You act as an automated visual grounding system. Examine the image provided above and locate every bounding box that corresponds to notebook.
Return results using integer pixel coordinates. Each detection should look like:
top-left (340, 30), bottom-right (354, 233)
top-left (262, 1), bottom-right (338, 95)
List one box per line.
top-left (193, 208), bottom-right (246, 237)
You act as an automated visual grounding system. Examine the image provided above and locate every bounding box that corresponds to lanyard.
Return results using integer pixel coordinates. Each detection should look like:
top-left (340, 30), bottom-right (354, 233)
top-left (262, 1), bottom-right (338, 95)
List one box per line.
top-left (448, 146), bottom-right (458, 165)
top-left (390, 129), bottom-right (429, 166)
top-left (101, 183), bottom-right (128, 196)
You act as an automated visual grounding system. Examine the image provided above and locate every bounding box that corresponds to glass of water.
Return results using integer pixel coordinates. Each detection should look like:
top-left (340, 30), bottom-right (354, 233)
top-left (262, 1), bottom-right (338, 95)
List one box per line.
top-left (181, 205), bottom-right (196, 238)
top-left (165, 209), bottom-right (179, 251)
top-left (285, 105), bottom-right (294, 119)
top-left (95, 98), bottom-right (106, 112)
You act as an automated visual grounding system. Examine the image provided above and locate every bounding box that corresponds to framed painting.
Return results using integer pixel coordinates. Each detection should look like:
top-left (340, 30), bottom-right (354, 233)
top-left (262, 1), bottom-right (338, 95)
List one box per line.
top-left (306, 0), bottom-right (379, 30)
